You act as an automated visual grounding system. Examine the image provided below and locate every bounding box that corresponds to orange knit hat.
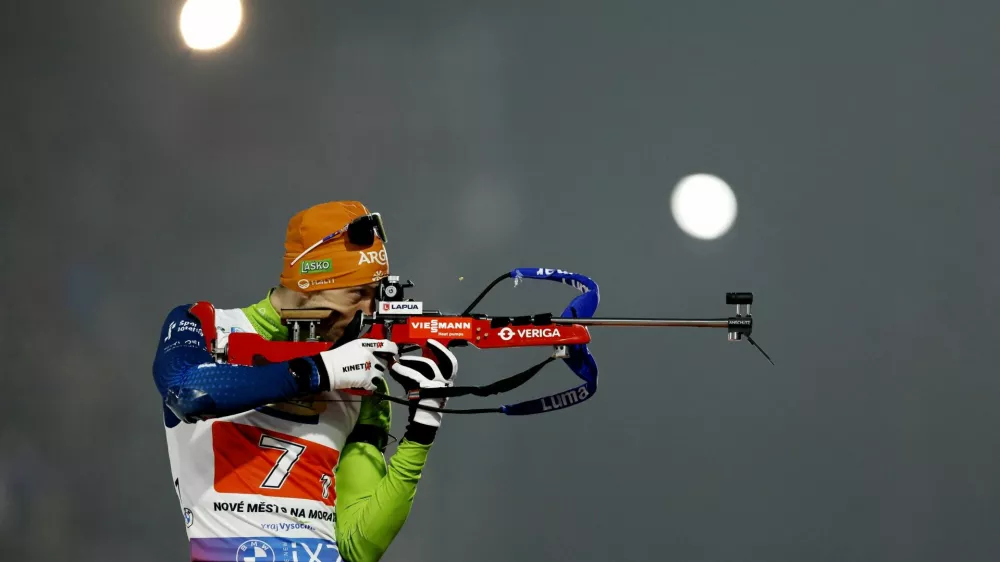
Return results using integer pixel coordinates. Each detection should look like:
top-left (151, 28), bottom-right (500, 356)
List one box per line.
top-left (280, 201), bottom-right (389, 292)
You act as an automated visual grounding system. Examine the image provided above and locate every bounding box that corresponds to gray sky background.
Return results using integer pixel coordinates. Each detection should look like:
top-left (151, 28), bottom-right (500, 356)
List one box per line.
top-left (2, 1), bottom-right (999, 561)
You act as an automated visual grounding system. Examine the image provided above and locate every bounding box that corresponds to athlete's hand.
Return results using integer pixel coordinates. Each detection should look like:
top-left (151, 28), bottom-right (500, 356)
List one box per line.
top-left (317, 339), bottom-right (399, 393)
top-left (389, 339), bottom-right (458, 428)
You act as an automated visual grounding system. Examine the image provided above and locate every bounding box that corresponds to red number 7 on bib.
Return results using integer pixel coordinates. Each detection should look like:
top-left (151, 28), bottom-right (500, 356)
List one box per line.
top-left (212, 422), bottom-right (340, 506)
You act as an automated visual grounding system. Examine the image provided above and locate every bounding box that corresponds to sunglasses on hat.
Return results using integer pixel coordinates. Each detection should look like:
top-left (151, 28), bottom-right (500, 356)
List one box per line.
top-left (289, 213), bottom-right (387, 267)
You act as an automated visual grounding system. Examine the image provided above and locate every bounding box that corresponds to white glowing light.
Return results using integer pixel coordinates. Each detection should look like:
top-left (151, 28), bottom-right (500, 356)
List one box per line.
top-left (670, 174), bottom-right (738, 240)
top-left (179, 0), bottom-right (243, 51)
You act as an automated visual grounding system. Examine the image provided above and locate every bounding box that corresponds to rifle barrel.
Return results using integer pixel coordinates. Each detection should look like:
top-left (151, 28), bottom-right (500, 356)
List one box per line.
top-left (549, 317), bottom-right (731, 328)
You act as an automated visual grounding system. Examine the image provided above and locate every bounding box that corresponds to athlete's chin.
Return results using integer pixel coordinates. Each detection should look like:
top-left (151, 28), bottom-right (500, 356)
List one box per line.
top-left (318, 332), bottom-right (341, 343)
top-left (318, 325), bottom-right (345, 343)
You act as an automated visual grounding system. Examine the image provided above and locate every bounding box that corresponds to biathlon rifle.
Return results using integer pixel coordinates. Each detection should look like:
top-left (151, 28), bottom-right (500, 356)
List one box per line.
top-left (197, 268), bottom-right (772, 416)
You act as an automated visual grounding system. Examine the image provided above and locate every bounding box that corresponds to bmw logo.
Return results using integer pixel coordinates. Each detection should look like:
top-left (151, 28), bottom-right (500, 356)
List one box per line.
top-left (236, 539), bottom-right (275, 562)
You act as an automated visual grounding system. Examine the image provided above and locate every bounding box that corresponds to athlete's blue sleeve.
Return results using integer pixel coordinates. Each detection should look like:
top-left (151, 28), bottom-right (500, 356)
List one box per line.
top-left (152, 304), bottom-right (327, 425)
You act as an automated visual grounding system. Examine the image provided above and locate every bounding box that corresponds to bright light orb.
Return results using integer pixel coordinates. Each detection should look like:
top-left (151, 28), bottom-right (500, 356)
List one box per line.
top-left (179, 0), bottom-right (243, 51)
top-left (670, 174), bottom-right (738, 240)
